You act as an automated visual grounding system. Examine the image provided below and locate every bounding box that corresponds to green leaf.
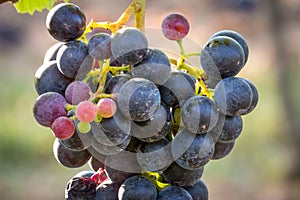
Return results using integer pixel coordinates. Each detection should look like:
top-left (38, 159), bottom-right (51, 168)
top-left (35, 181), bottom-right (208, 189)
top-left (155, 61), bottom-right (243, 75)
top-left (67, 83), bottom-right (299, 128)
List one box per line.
top-left (14, 0), bottom-right (60, 15)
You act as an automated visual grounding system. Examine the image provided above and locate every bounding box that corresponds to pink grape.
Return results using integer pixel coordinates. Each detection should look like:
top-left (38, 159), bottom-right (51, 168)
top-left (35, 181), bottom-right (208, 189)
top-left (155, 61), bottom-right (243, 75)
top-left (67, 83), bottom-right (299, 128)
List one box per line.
top-left (51, 116), bottom-right (75, 140)
top-left (65, 81), bottom-right (91, 105)
top-left (97, 98), bottom-right (117, 118)
top-left (76, 101), bottom-right (97, 122)
top-left (161, 13), bottom-right (190, 41)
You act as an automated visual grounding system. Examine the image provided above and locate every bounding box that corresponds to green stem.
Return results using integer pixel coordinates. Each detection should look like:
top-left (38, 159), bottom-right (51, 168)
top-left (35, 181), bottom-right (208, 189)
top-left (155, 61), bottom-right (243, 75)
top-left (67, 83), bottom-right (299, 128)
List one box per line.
top-left (184, 52), bottom-right (201, 58)
top-left (177, 40), bottom-right (185, 55)
top-left (142, 171), bottom-right (171, 191)
top-left (109, 65), bottom-right (130, 74)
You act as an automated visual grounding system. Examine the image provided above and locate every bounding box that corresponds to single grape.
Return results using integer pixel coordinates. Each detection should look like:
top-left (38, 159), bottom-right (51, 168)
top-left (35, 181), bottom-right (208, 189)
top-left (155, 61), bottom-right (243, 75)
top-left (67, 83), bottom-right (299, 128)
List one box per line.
top-left (53, 138), bottom-right (91, 168)
top-left (105, 151), bottom-right (141, 184)
top-left (56, 40), bottom-right (94, 80)
top-left (212, 140), bottom-right (235, 160)
top-left (59, 125), bottom-right (92, 152)
top-left (132, 48), bottom-right (171, 85)
top-left (137, 138), bottom-right (173, 172)
top-left (118, 176), bottom-right (157, 200)
top-left (218, 115), bottom-right (243, 142)
top-left (200, 36), bottom-right (245, 79)
top-left (182, 96), bottom-right (219, 134)
top-left (183, 179), bottom-right (209, 200)
top-left (91, 133), bottom-right (131, 155)
top-left (111, 27), bottom-right (148, 65)
top-left (214, 77), bottom-right (257, 116)
top-left (65, 81), bottom-right (91, 105)
top-left (35, 61), bottom-right (74, 95)
top-left (159, 70), bottom-right (195, 107)
top-left (77, 121), bottom-right (92, 133)
top-left (104, 73), bottom-right (131, 94)
top-left (46, 3), bottom-right (86, 42)
top-left (97, 98), bottom-right (117, 118)
top-left (158, 186), bottom-right (192, 200)
top-left (76, 101), bottom-right (97, 123)
top-left (88, 32), bottom-right (112, 60)
top-left (162, 162), bottom-right (204, 187)
top-left (33, 92), bottom-right (67, 127)
top-left (65, 176), bottom-right (96, 200)
top-left (161, 13), bottom-right (190, 41)
top-left (43, 42), bottom-right (64, 63)
top-left (91, 110), bottom-right (131, 146)
top-left (51, 116), bottom-right (75, 140)
top-left (95, 180), bottom-right (120, 200)
top-left (240, 78), bottom-right (259, 114)
top-left (118, 78), bottom-right (161, 122)
top-left (130, 104), bottom-right (171, 142)
top-left (88, 156), bottom-right (105, 172)
top-left (210, 29), bottom-right (249, 63)
top-left (172, 128), bottom-right (215, 170)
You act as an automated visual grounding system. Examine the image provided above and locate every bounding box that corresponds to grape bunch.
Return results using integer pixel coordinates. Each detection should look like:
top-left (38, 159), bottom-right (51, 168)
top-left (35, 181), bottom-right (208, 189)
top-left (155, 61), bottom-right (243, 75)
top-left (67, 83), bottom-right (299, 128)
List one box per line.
top-left (32, 2), bottom-right (258, 200)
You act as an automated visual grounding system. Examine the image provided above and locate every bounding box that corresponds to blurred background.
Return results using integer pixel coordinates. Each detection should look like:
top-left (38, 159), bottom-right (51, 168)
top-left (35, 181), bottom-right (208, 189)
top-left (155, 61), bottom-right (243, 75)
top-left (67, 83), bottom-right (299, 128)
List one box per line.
top-left (0, 0), bottom-right (299, 199)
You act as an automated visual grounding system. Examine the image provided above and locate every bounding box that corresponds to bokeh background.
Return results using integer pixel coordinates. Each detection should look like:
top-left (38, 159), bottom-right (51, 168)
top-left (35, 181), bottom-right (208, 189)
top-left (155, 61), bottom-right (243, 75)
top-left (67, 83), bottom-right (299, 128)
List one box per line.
top-left (0, 0), bottom-right (300, 199)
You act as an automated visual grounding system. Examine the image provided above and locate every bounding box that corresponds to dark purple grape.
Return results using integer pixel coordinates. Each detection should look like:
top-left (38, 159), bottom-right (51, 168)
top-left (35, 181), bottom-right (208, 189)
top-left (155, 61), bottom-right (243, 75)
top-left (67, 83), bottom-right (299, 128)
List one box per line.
top-left (105, 151), bottom-right (141, 184)
top-left (65, 81), bottom-right (91, 105)
top-left (53, 138), bottom-right (91, 168)
top-left (214, 77), bottom-right (257, 116)
top-left (57, 40), bottom-right (94, 79)
top-left (218, 115), bottom-right (243, 141)
top-left (132, 48), bottom-right (171, 85)
top-left (33, 92), bottom-right (67, 127)
top-left (118, 176), bottom-right (157, 200)
top-left (88, 32), bottom-right (112, 60)
top-left (59, 125), bottom-right (92, 152)
top-left (137, 138), bottom-right (173, 172)
top-left (162, 162), bottom-right (204, 187)
top-left (104, 73), bottom-right (131, 94)
top-left (43, 42), bottom-right (64, 63)
top-left (210, 29), bottom-right (249, 63)
top-left (91, 134), bottom-right (131, 156)
top-left (161, 13), bottom-right (190, 41)
top-left (88, 156), bottom-right (105, 172)
top-left (117, 78), bottom-right (161, 122)
top-left (184, 179), bottom-right (209, 200)
top-left (95, 180), bottom-right (120, 200)
top-left (65, 176), bottom-right (96, 200)
top-left (91, 110), bottom-right (131, 146)
top-left (111, 27), bottom-right (148, 65)
top-left (172, 128), bottom-right (214, 170)
top-left (158, 186), bottom-right (192, 200)
top-left (182, 96), bottom-right (219, 134)
top-left (46, 3), bottom-right (86, 42)
top-left (159, 70), bottom-right (195, 107)
top-left (212, 140), bottom-right (235, 160)
top-left (34, 61), bottom-right (74, 95)
top-left (241, 78), bottom-right (259, 114)
top-left (131, 105), bottom-right (171, 142)
top-left (200, 36), bottom-right (245, 79)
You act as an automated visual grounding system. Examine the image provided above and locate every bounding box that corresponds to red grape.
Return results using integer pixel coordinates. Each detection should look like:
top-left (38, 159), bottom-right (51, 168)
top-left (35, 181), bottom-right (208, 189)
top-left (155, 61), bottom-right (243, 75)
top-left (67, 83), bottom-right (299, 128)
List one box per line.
top-left (76, 101), bottom-right (97, 122)
top-left (51, 116), bottom-right (75, 140)
top-left (161, 13), bottom-right (190, 41)
top-left (97, 98), bottom-right (117, 118)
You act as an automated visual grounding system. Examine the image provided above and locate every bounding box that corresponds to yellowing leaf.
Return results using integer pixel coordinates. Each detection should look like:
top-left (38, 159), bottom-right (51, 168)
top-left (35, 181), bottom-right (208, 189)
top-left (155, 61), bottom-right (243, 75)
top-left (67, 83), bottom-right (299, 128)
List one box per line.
top-left (14, 0), bottom-right (58, 15)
